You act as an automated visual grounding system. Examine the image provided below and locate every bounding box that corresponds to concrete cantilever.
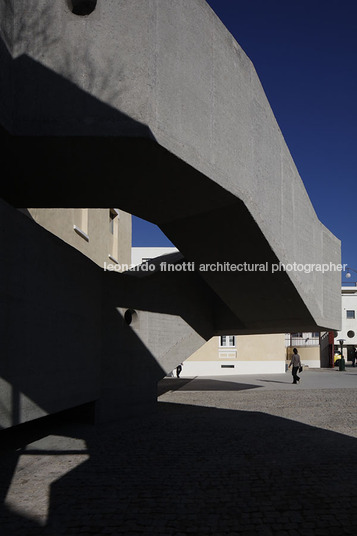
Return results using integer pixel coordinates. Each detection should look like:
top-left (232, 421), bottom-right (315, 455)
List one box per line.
top-left (0, 1), bottom-right (341, 426)
top-left (0, 0), bottom-right (341, 333)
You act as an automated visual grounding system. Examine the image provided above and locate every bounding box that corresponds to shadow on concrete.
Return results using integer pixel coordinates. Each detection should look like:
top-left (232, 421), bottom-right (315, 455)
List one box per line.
top-left (0, 403), bottom-right (95, 453)
top-left (157, 378), bottom-right (195, 396)
top-left (2, 400), bottom-right (357, 534)
top-left (158, 378), bottom-right (262, 393)
top-left (258, 379), bottom-right (292, 384)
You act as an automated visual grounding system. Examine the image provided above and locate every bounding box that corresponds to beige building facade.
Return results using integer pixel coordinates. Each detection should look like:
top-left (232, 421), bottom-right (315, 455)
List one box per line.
top-left (285, 332), bottom-right (322, 369)
top-left (21, 208), bottom-right (131, 268)
top-left (182, 332), bottom-right (325, 377)
top-left (182, 333), bottom-right (286, 376)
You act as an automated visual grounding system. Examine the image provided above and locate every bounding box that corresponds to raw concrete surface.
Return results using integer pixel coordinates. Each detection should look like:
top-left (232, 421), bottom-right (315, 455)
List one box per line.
top-left (0, 0), bottom-right (341, 333)
top-left (0, 200), bottom-right (215, 429)
top-left (1, 367), bottom-right (356, 535)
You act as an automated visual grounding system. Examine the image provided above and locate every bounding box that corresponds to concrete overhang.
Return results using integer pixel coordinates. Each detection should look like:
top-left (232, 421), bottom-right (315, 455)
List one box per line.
top-left (0, 0), bottom-right (341, 334)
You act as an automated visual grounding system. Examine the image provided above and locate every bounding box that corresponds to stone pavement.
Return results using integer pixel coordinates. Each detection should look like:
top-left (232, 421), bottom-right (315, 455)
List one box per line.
top-left (1, 367), bottom-right (357, 535)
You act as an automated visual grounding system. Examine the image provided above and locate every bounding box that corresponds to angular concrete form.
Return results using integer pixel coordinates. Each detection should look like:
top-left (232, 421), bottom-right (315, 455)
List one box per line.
top-left (0, 1), bottom-right (341, 427)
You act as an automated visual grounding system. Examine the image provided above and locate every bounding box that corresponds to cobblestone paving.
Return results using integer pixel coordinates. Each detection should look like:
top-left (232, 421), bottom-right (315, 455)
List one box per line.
top-left (1, 369), bottom-right (357, 535)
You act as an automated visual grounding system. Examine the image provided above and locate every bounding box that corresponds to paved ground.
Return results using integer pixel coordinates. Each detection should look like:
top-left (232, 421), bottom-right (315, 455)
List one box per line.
top-left (1, 367), bottom-right (357, 535)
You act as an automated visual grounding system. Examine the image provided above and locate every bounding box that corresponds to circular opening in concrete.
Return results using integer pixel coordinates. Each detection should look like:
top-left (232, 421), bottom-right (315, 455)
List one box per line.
top-left (68, 0), bottom-right (97, 16)
top-left (347, 330), bottom-right (355, 338)
top-left (124, 309), bottom-right (137, 326)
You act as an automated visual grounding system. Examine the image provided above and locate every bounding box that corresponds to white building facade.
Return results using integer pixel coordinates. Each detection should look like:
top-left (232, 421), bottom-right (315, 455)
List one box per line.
top-left (334, 285), bottom-right (357, 360)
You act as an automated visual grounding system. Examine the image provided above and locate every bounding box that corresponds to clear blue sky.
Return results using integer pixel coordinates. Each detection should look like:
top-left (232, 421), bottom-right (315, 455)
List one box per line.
top-left (132, 0), bottom-right (357, 281)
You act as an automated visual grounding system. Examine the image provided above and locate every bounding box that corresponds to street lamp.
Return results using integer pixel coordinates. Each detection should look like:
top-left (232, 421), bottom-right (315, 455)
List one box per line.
top-left (337, 338), bottom-right (346, 371)
top-left (345, 267), bottom-right (357, 280)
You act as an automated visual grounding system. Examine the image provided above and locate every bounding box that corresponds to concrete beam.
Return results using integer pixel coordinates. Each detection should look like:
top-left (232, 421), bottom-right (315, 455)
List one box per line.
top-left (0, 1), bottom-right (341, 333)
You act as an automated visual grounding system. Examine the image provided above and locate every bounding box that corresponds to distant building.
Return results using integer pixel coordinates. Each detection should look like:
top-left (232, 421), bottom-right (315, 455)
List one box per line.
top-left (131, 246), bottom-right (178, 268)
top-left (334, 285), bottom-right (357, 360)
top-left (182, 332), bottom-right (286, 376)
top-left (285, 332), bottom-right (327, 369)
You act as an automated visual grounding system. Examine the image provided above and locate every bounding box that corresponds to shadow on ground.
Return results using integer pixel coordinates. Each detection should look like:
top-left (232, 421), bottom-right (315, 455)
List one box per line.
top-left (257, 379), bottom-right (292, 384)
top-left (157, 377), bottom-right (262, 395)
top-left (1, 401), bottom-right (357, 535)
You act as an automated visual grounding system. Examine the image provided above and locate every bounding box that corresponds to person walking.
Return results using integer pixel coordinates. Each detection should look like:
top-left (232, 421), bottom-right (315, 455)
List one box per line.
top-left (288, 348), bottom-right (302, 384)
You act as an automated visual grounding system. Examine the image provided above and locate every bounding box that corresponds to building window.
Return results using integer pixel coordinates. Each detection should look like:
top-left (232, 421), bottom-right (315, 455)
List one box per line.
top-left (346, 310), bottom-right (355, 319)
top-left (109, 208), bottom-right (119, 234)
top-left (311, 332), bottom-right (320, 338)
top-left (219, 351), bottom-right (236, 359)
top-left (73, 208), bottom-right (89, 241)
top-left (220, 336), bottom-right (236, 347)
top-left (347, 330), bottom-right (355, 338)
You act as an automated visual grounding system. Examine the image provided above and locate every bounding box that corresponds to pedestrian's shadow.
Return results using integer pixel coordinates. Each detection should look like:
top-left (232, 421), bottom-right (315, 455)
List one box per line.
top-left (258, 379), bottom-right (291, 384)
top-left (1, 401), bottom-right (357, 534)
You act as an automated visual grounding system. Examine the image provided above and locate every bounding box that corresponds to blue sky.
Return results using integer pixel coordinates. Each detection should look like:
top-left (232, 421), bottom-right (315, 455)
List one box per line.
top-left (132, 0), bottom-right (357, 280)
